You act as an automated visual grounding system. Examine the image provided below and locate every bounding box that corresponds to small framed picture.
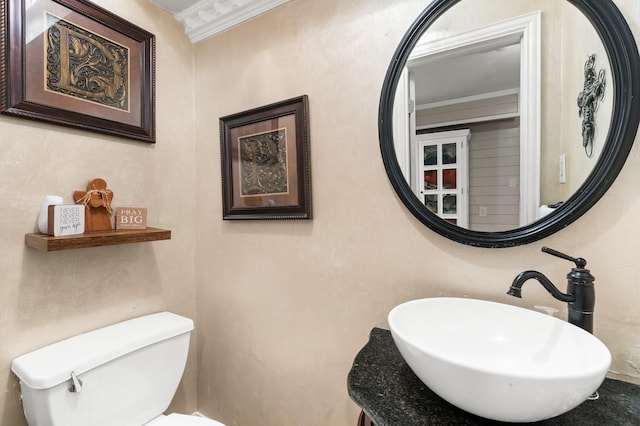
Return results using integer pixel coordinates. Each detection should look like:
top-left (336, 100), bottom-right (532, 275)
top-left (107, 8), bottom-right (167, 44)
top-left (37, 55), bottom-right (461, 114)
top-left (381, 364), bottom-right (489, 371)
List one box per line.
top-left (219, 95), bottom-right (312, 220)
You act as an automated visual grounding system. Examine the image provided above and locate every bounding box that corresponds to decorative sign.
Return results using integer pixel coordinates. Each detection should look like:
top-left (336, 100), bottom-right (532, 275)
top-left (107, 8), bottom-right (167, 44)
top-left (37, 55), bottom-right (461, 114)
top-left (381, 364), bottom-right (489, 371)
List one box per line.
top-left (116, 207), bottom-right (147, 230)
top-left (47, 205), bottom-right (84, 236)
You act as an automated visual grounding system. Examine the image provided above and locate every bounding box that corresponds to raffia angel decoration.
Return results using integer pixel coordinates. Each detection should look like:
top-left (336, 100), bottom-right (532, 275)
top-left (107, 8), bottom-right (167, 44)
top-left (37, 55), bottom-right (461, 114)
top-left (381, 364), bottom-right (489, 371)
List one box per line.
top-left (74, 178), bottom-right (114, 232)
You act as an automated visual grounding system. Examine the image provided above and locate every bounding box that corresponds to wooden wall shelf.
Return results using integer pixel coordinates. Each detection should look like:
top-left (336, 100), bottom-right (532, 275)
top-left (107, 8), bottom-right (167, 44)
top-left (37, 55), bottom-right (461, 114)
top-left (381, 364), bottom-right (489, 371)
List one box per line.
top-left (25, 227), bottom-right (171, 251)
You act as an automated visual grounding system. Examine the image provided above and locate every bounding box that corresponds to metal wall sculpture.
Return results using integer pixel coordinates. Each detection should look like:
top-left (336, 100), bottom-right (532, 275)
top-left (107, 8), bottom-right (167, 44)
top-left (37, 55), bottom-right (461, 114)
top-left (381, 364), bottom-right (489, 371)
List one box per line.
top-left (577, 54), bottom-right (606, 158)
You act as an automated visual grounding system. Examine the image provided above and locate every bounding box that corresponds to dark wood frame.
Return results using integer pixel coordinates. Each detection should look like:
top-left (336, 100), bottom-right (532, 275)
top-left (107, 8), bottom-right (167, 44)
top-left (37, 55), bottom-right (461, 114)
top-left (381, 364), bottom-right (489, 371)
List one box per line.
top-left (379, 0), bottom-right (640, 247)
top-left (1, 0), bottom-right (155, 142)
top-left (220, 95), bottom-right (312, 220)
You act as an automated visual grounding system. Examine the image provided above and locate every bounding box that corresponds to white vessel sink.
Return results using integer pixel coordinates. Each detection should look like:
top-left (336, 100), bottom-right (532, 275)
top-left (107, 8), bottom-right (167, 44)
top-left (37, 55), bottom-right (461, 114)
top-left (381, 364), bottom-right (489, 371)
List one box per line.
top-left (388, 297), bottom-right (611, 423)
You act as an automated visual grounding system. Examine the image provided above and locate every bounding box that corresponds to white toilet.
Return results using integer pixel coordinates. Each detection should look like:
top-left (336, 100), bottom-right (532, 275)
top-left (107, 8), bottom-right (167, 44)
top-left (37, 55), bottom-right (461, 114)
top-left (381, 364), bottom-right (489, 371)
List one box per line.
top-left (11, 312), bottom-right (225, 426)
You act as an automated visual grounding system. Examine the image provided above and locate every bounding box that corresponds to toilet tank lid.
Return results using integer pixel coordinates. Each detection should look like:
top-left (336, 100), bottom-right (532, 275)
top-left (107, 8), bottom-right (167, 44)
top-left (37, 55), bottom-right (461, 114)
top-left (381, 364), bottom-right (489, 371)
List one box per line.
top-left (11, 312), bottom-right (194, 389)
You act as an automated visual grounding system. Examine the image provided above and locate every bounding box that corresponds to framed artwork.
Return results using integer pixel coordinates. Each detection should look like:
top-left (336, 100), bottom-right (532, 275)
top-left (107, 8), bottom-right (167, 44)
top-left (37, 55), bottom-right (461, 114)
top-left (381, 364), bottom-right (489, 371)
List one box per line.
top-left (0, 0), bottom-right (155, 142)
top-left (220, 95), bottom-right (312, 220)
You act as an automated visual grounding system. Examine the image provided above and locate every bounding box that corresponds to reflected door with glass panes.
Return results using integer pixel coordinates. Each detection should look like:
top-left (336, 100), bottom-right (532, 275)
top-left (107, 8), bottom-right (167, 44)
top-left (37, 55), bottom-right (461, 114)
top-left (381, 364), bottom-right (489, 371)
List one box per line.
top-left (414, 130), bottom-right (470, 227)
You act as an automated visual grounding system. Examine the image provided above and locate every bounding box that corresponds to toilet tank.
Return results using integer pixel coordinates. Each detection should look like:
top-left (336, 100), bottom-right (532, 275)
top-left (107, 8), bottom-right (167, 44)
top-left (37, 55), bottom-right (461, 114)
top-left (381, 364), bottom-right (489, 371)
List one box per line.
top-left (11, 312), bottom-right (194, 426)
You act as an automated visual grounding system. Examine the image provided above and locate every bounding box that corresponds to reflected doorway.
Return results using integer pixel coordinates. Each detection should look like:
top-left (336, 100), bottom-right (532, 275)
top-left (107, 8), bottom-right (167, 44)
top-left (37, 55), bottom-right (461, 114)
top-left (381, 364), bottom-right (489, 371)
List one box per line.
top-left (393, 11), bottom-right (541, 230)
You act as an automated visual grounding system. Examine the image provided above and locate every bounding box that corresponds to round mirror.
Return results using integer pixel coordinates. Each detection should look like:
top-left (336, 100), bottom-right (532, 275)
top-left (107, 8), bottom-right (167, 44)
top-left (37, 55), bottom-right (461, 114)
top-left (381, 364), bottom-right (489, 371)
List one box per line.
top-left (380, 0), bottom-right (640, 248)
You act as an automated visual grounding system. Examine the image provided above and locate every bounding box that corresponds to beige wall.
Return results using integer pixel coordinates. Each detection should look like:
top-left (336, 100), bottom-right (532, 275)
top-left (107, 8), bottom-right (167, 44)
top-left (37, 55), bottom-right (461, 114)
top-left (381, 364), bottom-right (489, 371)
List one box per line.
top-left (2, 0), bottom-right (640, 426)
top-left (558, 1), bottom-right (612, 199)
top-left (0, 1), bottom-right (197, 425)
top-left (195, 0), bottom-right (640, 425)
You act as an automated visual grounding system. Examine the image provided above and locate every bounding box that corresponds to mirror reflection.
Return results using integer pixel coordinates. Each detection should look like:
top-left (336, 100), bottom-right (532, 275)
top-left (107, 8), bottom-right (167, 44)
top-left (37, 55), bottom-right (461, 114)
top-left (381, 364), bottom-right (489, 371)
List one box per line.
top-left (392, 0), bottom-right (612, 232)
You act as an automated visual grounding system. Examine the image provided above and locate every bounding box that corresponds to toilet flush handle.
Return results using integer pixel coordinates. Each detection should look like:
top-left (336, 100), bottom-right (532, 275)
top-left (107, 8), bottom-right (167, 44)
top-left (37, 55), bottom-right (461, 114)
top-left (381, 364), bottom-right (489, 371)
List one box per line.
top-left (69, 371), bottom-right (83, 393)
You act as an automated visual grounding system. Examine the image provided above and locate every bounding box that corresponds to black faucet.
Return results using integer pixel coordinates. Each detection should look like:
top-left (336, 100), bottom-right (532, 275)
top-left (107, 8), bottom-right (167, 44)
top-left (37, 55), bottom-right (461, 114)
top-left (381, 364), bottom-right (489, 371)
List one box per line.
top-left (507, 247), bottom-right (595, 333)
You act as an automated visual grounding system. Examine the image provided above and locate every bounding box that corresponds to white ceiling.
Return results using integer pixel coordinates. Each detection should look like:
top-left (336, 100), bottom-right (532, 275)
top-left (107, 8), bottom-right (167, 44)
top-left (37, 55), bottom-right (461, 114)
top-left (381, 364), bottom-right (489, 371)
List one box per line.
top-left (148, 0), bottom-right (292, 43)
top-left (149, 0), bottom-right (197, 14)
top-left (412, 43), bottom-right (521, 106)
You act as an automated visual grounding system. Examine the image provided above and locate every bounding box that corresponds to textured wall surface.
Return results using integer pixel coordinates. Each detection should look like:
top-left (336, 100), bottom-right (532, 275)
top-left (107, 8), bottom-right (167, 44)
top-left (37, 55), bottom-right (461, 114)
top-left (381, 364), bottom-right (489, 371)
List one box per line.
top-left (194, 0), bottom-right (640, 425)
top-left (2, 0), bottom-right (640, 425)
top-left (0, 1), bottom-right (197, 424)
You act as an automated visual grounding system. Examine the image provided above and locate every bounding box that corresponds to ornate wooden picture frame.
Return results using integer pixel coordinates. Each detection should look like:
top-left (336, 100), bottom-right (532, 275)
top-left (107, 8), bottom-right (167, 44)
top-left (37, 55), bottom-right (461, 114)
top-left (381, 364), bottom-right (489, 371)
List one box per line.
top-left (220, 95), bottom-right (312, 220)
top-left (1, 0), bottom-right (156, 142)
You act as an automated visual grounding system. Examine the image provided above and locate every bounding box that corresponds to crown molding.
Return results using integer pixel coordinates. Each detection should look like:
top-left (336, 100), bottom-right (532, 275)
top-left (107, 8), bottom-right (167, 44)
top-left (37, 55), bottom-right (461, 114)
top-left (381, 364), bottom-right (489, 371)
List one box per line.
top-left (165, 0), bottom-right (292, 43)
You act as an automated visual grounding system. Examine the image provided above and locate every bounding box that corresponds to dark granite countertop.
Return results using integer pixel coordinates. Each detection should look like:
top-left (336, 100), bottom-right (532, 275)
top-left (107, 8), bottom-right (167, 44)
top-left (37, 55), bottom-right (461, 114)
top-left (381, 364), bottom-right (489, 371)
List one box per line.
top-left (347, 328), bottom-right (640, 425)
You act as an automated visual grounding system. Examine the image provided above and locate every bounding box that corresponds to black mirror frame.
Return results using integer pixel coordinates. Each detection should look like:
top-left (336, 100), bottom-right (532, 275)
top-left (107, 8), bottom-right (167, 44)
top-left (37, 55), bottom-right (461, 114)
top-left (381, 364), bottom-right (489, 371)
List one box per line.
top-left (379, 0), bottom-right (640, 248)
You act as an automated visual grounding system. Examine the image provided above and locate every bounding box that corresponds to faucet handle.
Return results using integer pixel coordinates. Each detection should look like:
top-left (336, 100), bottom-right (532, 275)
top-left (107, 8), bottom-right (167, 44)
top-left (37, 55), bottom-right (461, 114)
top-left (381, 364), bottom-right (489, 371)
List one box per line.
top-left (541, 247), bottom-right (587, 268)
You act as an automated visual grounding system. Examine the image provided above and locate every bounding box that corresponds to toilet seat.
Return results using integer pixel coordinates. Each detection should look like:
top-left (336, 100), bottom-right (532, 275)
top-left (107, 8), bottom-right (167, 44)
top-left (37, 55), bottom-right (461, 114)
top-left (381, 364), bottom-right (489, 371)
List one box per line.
top-left (146, 413), bottom-right (225, 426)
